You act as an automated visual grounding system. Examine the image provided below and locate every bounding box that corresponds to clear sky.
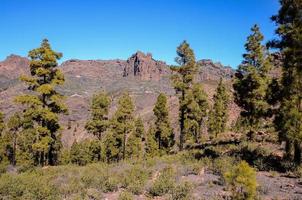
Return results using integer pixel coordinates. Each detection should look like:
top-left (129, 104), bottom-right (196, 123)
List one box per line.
top-left (1, 0), bottom-right (279, 68)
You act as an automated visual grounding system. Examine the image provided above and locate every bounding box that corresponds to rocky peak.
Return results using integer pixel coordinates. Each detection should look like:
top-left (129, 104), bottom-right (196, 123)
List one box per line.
top-left (0, 54), bottom-right (29, 79)
top-left (123, 51), bottom-right (170, 81)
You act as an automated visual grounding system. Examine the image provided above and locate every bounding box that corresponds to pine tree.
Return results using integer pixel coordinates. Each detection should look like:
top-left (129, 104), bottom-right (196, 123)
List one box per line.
top-left (145, 126), bottom-right (159, 157)
top-left (110, 92), bottom-right (135, 161)
top-left (85, 92), bottom-right (111, 140)
top-left (103, 130), bottom-right (119, 163)
top-left (189, 83), bottom-right (208, 142)
top-left (208, 78), bottom-right (229, 137)
top-left (6, 113), bottom-right (23, 165)
top-left (270, 0), bottom-right (302, 164)
top-left (126, 117), bottom-right (144, 159)
top-left (15, 39), bottom-right (67, 166)
top-left (233, 25), bottom-right (272, 138)
top-left (171, 40), bottom-right (198, 150)
top-left (153, 93), bottom-right (174, 153)
top-left (0, 112), bottom-right (7, 168)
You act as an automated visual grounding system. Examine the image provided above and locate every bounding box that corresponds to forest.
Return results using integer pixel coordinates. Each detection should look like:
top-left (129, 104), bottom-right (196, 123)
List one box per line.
top-left (0, 0), bottom-right (301, 199)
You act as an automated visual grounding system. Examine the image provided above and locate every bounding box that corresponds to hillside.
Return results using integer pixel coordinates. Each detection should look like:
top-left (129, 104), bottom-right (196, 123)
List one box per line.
top-left (0, 52), bottom-right (237, 147)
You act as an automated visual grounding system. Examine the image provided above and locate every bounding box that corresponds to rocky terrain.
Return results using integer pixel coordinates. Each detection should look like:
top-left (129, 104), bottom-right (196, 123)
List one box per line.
top-left (0, 52), bottom-right (236, 147)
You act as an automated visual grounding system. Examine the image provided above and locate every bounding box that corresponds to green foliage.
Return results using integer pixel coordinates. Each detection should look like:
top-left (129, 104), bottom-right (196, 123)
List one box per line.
top-left (110, 92), bottom-right (135, 161)
top-left (0, 173), bottom-right (59, 200)
top-left (126, 117), bottom-right (144, 160)
top-left (85, 92), bottom-right (111, 141)
top-left (70, 140), bottom-right (101, 166)
top-left (0, 111), bottom-right (8, 172)
top-left (149, 166), bottom-right (176, 196)
top-left (15, 39), bottom-right (67, 166)
top-left (153, 93), bottom-right (174, 153)
top-left (224, 161), bottom-right (258, 200)
top-left (172, 41), bottom-right (200, 150)
top-left (6, 113), bottom-right (23, 166)
top-left (233, 24), bottom-right (272, 135)
top-left (102, 130), bottom-right (120, 163)
top-left (118, 191), bottom-right (134, 200)
top-left (184, 83), bottom-right (208, 143)
top-left (145, 126), bottom-right (159, 158)
top-left (170, 181), bottom-right (193, 200)
top-left (270, 0), bottom-right (302, 164)
top-left (121, 165), bottom-right (149, 194)
top-left (208, 78), bottom-right (229, 137)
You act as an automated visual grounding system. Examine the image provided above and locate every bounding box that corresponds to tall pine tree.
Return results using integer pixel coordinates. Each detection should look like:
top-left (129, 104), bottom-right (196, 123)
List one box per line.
top-left (15, 39), bottom-right (67, 166)
top-left (171, 41), bottom-right (198, 150)
top-left (126, 117), bottom-right (144, 159)
top-left (270, 0), bottom-right (302, 164)
top-left (208, 78), bottom-right (229, 137)
top-left (153, 93), bottom-right (174, 153)
top-left (85, 92), bottom-right (111, 140)
top-left (233, 25), bottom-right (272, 138)
top-left (6, 113), bottom-right (23, 165)
top-left (110, 92), bottom-right (135, 161)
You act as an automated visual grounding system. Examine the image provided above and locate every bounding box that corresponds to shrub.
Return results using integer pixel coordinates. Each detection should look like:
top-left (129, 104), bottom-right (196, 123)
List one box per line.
top-left (121, 165), bottom-right (149, 194)
top-left (118, 191), bottom-right (134, 200)
top-left (212, 156), bottom-right (236, 176)
top-left (170, 181), bottom-right (193, 200)
top-left (0, 173), bottom-right (59, 200)
top-left (224, 161), bottom-right (258, 200)
top-left (149, 166), bottom-right (176, 196)
top-left (102, 176), bottom-right (119, 192)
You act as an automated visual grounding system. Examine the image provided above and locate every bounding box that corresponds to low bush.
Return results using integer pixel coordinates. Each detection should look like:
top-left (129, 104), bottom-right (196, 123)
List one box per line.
top-left (118, 190), bottom-right (134, 200)
top-left (120, 164), bottom-right (149, 194)
top-left (170, 181), bottom-right (193, 200)
top-left (224, 161), bottom-right (258, 200)
top-left (149, 166), bottom-right (176, 196)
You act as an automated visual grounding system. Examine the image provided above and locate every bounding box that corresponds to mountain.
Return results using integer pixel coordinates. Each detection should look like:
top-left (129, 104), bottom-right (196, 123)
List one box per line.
top-left (0, 52), bottom-right (236, 147)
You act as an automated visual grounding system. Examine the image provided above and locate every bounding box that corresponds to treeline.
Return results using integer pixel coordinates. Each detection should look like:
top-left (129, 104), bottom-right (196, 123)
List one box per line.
top-left (0, 0), bottom-right (301, 170)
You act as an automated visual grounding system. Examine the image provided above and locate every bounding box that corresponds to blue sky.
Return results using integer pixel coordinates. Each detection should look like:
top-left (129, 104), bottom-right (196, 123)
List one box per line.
top-left (1, 0), bottom-right (279, 68)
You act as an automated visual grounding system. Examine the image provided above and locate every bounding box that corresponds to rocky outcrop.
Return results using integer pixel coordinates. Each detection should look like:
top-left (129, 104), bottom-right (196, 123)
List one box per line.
top-left (123, 51), bottom-right (170, 81)
top-left (196, 59), bottom-right (234, 81)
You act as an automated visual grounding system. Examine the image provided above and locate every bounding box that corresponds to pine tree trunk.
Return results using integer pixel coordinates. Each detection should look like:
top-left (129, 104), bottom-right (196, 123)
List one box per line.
top-left (294, 141), bottom-right (301, 165)
top-left (12, 133), bottom-right (16, 166)
top-left (123, 131), bottom-right (126, 160)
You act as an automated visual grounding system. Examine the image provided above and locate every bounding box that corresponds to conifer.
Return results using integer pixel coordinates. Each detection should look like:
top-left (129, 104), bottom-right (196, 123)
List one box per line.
top-left (171, 41), bottom-right (198, 150)
top-left (126, 117), bottom-right (144, 159)
top-left (153, 93), bottom-right (174, 153)
top-left (6, 113), bottom-right (23, 165)
top-left (15, 39), bottom-right (67, 166)
top-left (208, 78), bottom-right (229, 137)
top-left (110, 92), bottom-right (135, 161)
top-left (85, 92), bottom-right (111, 141)
top-left (270, 0), bottom-right (302, 164)
top-left (233, 25), bottom-right (272, 137)
top-left (145, 126), bottom-right (159, 157)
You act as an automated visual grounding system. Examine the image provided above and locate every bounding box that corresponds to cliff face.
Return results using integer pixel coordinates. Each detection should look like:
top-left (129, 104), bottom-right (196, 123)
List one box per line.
top-left (0, 52), bottom-right (236, 146)
top-left (123, 51), bottom-right (170, 81)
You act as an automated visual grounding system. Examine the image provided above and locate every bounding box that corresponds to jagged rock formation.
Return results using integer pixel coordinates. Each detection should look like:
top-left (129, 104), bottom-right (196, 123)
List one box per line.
top-left (123, 51), bottom-right (170, 81)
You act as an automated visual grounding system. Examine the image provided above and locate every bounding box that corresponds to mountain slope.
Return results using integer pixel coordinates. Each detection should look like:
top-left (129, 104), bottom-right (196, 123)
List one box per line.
top-left (0, 52), bottom-right (236, 147)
